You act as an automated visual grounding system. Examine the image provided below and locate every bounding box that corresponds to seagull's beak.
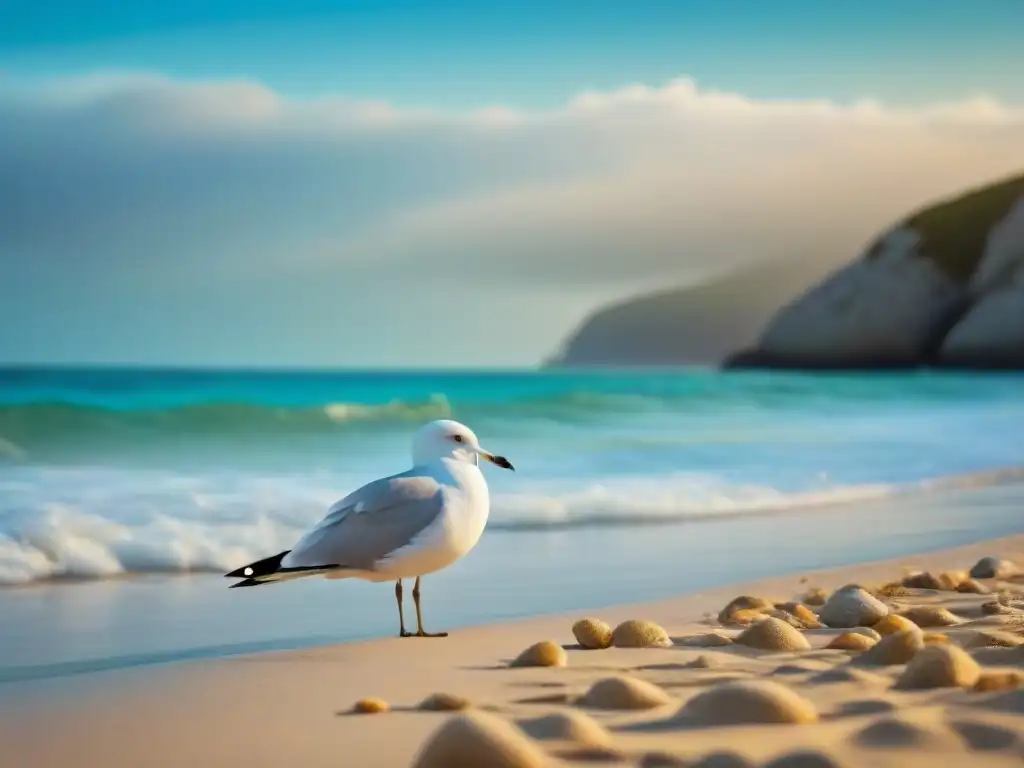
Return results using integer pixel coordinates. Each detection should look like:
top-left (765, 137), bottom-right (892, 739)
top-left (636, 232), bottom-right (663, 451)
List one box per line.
top-left (479, 449), bottom-right (515, 471)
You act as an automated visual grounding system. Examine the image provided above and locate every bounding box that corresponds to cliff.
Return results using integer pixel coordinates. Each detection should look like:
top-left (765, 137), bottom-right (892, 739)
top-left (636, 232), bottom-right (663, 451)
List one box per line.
top-left (545, 258), bottom-right (840, 367)
top-left (727, 172), bottom-right (1024, 370)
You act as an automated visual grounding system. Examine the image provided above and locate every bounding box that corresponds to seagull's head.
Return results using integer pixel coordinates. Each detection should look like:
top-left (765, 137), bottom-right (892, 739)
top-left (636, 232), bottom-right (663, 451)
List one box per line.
top-left (412, 419), bottom-right (514, 471)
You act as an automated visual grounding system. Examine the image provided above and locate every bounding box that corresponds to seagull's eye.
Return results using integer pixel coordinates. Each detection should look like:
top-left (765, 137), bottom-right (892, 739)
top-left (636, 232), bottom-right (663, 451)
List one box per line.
top-left (452, 434), bottom-right (464, 443)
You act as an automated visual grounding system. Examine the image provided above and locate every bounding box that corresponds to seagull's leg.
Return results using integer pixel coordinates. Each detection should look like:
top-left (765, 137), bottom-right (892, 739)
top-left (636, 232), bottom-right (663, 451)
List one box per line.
top-left (396, 579), bottom-right (412, 638)
top-left (412, 576), bottom-right (448, 638)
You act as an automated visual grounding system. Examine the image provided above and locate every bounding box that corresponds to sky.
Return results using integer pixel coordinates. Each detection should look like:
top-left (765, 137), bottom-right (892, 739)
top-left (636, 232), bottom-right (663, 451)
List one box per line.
top-left (2, 1), bottom-right (1024, 367)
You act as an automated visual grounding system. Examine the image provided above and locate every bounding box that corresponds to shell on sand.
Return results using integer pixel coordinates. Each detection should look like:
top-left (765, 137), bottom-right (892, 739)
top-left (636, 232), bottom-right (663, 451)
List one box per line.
top-left (873, 582), bottom-right (916, 599)
top-left (956, 578), bottom-right (991, 595)
top-left (580, 676), bottom-right (674, 710)
top-left (826, 632), bottom-right (878, 652)
top-left (678, 632), bottom-right (733, 648)
top-left (735, 618), bottom-right (811, 652)
top-left (964, 629), bottom-right (1024, 649)
top-left (572, 619), bottom-right (613, 650)
top-left (901, 572), bottom-right (944, 590)
top-left (767, 610), bottom-right (805, 629)
top-left (899, 606), bottom-right (963, 628)
top-left (872, 615), bottom-right (920, 636)
top-left (676, 680), bottom-right (818, 726)
top-left (937, 570), bottom-right (968, 590)
top-left (820, 585), bottom-right (889, 628)
top-left (611, 620), bottom-right (673, 649)
top-left (725, 609), bottom-right (773, 626)
top-left (511, 641), bottom-right (568, 668)
top-left (419, 692), bottom-right (473, 711)
top-left (517, 711), bottom-right (613, 747)
top-left (974, 670), bottom-right (1024, 692)
top-left (969, 556), bottom-right (1019, 580)
top-left (774, 603), bottom-right (823, 627)
top-left (802, 588), bottom-right (829, 606)
top-left (895, 644), bottom-right (981, 690)
top-left (847, 627), bottom-right (882, 641)
top-left (351, 697), bottom-right (390, 714)
top-left (770, 607), bottom-right (824, 630)
top-left (410, 711), bottom-right (551, 768)
top-left (900, 570), bottom-right (967, 592)
top-left (860, 630), bottom-right (924, 666)
top-left (923, 633), bottom-right (952, 645)
top-left (718, 596), bottom-right (775, 624)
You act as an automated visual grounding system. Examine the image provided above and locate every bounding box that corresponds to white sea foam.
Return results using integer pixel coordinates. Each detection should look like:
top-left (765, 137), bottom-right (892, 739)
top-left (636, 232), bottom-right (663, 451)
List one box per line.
top-left (2, 464), bottom-right (1022, 586)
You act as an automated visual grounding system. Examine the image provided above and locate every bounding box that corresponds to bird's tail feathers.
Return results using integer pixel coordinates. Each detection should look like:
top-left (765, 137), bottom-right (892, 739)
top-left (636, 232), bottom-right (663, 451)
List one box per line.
top-left (224, 550), bottom-right (342, 588)
top-left (224, 550), bottom-right (291, 579)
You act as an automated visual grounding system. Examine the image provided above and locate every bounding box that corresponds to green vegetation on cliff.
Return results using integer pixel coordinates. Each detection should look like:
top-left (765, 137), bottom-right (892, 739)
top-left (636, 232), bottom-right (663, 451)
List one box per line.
top-left (867, 172), bottom-right (1024, 282)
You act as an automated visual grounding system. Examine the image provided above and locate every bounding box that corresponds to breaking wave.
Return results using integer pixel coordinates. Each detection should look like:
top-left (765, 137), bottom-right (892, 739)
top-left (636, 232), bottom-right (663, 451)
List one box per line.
top-left (2, 465), bottom-right (1022, 587)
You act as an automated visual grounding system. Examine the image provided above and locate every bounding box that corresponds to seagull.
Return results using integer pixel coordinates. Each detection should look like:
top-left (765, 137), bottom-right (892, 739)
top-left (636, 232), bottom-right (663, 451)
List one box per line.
top-left (224, 419), bottom-right (514, 638)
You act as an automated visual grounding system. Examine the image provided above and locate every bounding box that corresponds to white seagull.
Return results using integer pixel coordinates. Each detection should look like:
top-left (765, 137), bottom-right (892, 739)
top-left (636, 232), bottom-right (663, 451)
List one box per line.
top-left (224, 419), bottom-right (514, 637)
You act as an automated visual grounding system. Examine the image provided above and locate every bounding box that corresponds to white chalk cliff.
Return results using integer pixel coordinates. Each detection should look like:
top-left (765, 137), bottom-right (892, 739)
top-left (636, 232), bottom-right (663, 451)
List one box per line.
top-left (729, 172), bottom-right (1024, 369)
top-left (940, 197), bottom-right (1024, 366)
top-left (754, 228), bottom-right (963, 366)
top-left (941, 272), bottom-right (1024, 365)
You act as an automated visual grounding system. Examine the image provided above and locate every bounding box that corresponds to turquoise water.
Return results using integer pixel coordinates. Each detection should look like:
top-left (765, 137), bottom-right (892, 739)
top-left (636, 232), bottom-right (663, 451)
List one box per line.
top-left (1, 367), bottom-right (1024, 586)
top-left (1, 366), bottom-right (1024, 686)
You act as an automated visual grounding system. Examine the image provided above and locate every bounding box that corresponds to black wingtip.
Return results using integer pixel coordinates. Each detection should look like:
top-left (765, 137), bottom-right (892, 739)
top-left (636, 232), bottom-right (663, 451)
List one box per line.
top-left (224, 550), bottom-right (291, 579)
top-left (228, 578), bottom-right (261, 588)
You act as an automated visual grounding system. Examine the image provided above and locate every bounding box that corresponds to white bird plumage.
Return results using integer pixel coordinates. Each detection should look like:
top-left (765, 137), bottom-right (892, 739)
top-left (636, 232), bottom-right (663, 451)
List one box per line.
top-left (225, 419), bottom-right (514, 637)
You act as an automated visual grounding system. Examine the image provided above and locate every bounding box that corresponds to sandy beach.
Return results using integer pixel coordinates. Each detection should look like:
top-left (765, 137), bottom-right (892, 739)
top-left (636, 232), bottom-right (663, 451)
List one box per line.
top-left (2, 534), bottom-right (1023, 768)
top-left (7, 4), bottom-right (1024, 765)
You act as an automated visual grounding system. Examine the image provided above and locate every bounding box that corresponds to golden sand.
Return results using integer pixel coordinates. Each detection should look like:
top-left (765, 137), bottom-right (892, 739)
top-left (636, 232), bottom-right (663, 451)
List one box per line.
top-left (5, 534), bottom-right (1024, 768)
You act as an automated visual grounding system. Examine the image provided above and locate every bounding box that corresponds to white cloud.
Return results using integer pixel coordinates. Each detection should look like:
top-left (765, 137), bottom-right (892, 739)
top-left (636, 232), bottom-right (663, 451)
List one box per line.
top-left (1, 72), bottom-right (1023, 365)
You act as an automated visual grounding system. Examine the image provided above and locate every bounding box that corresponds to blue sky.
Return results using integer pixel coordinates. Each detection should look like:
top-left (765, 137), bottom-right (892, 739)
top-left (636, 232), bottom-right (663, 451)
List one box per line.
top-left (5, 1), bottom-right (1024, 107)
top-left (2, 1), bottom-right (1024, 367)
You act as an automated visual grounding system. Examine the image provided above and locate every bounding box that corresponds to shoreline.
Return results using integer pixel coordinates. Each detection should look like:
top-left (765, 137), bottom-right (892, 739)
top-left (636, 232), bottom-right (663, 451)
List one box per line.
top-left (3, 533), bottom-right (1023, 767)
top-left (2, 477), bottom-right (1024, 690)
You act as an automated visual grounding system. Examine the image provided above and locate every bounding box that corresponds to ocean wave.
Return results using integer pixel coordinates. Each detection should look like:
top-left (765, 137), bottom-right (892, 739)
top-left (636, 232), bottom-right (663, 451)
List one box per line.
top-left (0, 396), bottom-right (455, 459)
top-left (3, 369), bottom-right (1023, 461)
top-left (0, 394), bottom-right (454, 435)
top-left (488, 466), bottom-right (1024, 530)
top-left (0, 391), bottom-right (693, 460)
top-left (2, 465), bottom-right (1022, 587)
